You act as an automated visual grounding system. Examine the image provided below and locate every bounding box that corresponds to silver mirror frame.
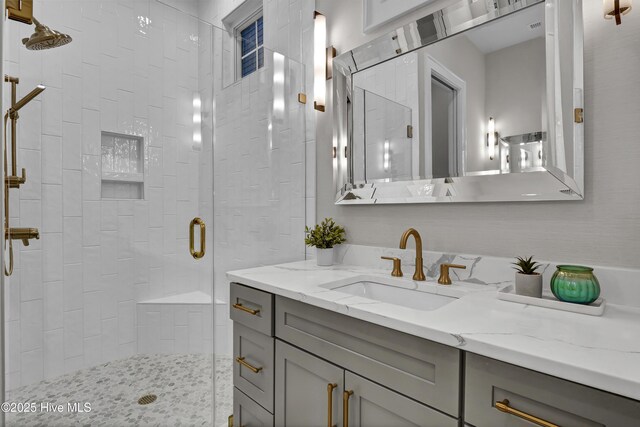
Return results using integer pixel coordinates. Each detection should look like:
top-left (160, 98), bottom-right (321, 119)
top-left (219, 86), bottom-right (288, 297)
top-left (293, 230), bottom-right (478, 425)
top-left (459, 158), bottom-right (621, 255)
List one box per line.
top-left (333, 0), bottom-right (584, 205)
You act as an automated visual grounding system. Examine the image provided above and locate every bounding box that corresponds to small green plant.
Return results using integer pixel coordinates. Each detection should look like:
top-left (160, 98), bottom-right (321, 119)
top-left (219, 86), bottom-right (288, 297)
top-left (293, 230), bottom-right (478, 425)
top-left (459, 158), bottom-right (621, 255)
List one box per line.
top-left (513, 256), bottom-right (541, 275)
top-left (305, 218), bottom-right (346, 249)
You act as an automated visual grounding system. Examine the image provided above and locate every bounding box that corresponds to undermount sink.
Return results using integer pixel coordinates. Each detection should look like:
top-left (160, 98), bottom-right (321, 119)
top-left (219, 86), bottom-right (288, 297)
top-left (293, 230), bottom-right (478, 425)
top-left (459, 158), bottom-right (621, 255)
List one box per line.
top-left (329, 280), bottom-right (457, 312)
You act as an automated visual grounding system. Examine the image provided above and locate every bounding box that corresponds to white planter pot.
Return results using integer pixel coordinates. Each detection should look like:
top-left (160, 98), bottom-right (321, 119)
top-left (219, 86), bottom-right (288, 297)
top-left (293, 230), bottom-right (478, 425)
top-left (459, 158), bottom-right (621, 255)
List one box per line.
top-left (515, 273), bottom-right (543, 298)
top-left (316, 248), bottom-right (334, 266)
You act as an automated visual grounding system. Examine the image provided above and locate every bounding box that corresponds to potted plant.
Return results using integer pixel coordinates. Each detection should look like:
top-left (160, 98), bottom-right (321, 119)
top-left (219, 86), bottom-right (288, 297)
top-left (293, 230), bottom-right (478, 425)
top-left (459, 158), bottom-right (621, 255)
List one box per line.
top-left (512, 256), bottom-right (543, 298)
top-left (305, 218), bottom-right (346, 266)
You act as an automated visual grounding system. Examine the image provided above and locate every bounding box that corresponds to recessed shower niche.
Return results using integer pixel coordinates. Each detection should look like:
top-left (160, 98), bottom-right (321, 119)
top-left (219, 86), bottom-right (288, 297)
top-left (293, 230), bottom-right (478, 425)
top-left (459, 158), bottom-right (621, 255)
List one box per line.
top-left (100, 131), bottom-right (145, 199)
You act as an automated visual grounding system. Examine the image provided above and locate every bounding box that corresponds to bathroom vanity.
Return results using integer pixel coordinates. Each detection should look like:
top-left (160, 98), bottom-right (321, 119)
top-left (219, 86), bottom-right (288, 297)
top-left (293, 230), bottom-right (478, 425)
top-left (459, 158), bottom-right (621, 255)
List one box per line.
top-left (227, 259), bottom-right (640, 427)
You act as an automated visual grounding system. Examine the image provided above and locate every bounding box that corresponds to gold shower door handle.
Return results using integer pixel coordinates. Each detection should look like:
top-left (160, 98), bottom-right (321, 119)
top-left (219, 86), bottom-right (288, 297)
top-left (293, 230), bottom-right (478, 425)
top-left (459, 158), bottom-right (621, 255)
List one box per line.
top-left (189, 217), bottom-right (205, 259)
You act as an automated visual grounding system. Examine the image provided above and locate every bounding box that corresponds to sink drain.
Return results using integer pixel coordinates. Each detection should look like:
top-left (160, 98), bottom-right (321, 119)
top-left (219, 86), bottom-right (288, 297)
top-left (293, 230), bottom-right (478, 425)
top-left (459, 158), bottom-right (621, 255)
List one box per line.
top-left (138, 394), bottom-right (157, 405)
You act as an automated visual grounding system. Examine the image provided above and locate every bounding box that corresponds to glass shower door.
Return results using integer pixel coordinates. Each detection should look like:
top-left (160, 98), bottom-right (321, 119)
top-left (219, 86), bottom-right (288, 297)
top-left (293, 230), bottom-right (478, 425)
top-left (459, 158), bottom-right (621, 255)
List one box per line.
top-left (212, 44), bottom-right (307, 423)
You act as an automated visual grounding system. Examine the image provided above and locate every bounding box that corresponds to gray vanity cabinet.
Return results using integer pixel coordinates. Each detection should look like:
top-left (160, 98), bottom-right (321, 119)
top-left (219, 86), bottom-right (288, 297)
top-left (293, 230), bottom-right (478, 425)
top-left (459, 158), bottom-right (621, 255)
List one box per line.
top-left (275, 296), bottom-right (461, 417)
top-left (274, 339), bottom-right (457, 427)
top-left (344, 371), bottom-right (458, 427)
top-left (274, 340), bottom-right (344, 427)
top-left (465, 353), bottom-right (640, 427)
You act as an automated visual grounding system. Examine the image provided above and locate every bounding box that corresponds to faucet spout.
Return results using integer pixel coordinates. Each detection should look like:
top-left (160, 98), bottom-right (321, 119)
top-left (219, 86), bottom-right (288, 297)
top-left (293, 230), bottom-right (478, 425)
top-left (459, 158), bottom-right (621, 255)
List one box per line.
top-left (399, 228), bottom-right (426, 281)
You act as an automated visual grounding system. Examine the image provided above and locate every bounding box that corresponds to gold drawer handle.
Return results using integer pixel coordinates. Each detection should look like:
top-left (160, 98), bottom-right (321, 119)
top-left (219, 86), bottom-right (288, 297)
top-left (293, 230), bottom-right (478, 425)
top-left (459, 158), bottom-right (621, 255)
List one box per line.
top-left (343, 390), bottom-right (353, 427)
top-left (235, 356), bottom-right (263, 374)
top-left (232, 303), bottom-right (260, 316)
top-left (327, 383), bottom-right (337, 427)
top-left (189, 217), bottom-right (206, 259)
top-left (495, 399), bottom-right (559, 427)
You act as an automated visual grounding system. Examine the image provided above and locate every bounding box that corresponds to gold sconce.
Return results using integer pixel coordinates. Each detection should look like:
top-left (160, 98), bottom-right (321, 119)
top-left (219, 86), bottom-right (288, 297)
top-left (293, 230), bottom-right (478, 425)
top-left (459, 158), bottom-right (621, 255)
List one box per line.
top-left (6, 0), bottom-right (33, 24)
top-left (313, 11), bottom-right (335, 112)
top-left (487, 117), bottom-right (499, 160)
top-left (604, 0), bottom-right (632, 25)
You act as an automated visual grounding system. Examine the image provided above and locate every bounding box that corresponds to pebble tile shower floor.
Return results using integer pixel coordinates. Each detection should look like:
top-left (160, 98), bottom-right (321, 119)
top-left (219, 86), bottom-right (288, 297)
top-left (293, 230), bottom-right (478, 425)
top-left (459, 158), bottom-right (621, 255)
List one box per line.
top-left (5, 354), bottom-right (233, 426)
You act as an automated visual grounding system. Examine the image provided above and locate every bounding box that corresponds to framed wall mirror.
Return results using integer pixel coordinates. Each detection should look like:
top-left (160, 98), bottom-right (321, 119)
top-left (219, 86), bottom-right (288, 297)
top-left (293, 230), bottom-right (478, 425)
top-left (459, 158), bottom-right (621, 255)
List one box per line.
top-left (333, 0), bottom-right (584, 204)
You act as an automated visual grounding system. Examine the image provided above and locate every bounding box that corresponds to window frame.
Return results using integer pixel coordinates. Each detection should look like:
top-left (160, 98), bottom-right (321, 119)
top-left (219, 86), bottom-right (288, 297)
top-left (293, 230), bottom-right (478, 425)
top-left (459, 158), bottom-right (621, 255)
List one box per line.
top-left (235, 10), bottom-right (264, 80)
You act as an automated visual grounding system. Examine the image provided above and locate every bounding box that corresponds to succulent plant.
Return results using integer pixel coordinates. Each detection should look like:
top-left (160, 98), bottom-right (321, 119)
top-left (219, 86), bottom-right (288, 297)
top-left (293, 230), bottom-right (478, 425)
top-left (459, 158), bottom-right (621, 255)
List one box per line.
top-left (513, 256), bottom-right (541, 275)
top-left (304, 218), bottom-right (346, 249)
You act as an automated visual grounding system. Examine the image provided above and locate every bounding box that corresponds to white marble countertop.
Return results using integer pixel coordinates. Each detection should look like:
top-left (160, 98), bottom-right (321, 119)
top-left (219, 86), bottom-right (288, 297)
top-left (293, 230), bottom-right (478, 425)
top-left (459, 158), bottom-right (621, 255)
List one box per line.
top-left (227, 260), bottom-right (640, 401)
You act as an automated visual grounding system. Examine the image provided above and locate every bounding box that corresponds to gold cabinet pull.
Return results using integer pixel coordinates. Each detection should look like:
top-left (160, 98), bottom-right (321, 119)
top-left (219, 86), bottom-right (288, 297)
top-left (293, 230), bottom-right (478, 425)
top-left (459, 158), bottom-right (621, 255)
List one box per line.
top-left (189, 217), bottom-right (205, 259)
top-left (343, 390), bottom-right (353, 427)
top-left (235, 356), bottom-right (263, 374)
top-left (327, 383), bottom-right (337, 427)
top-left (232, 303), bottom-right (260, 316)
top-left (495, 399), bottom-right (559, 427)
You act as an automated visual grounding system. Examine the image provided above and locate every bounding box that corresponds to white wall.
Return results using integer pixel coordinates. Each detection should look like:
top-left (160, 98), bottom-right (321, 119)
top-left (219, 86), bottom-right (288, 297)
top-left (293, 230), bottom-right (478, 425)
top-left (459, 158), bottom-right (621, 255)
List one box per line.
top-left (316, 0), bottom-right (640, 269)
top-left (2, 0), bottom-right (208, 389)
top-left (485, 37), bottom-right (546, 140)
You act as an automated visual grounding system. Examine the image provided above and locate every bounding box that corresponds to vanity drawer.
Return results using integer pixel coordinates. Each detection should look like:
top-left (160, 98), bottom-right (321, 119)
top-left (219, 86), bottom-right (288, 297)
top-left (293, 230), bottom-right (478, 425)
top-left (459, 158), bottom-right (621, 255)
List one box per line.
top-left (465, 353), bottom-right (640, 427)
top-left (233, 323), bottom-right (274, 412)
top-left (230, 282), bottom-right (274, 336)
top-left (275, 296), bottom-right (460, 417)
top-left (233, 387), bottom-right (274, 427)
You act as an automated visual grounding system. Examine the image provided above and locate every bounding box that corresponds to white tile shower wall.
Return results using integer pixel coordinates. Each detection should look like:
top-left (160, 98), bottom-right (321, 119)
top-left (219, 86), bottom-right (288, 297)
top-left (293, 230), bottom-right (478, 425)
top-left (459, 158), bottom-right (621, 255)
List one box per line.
top-left (199, 0), bottom-right (316, 356)
top-left (3, 0), bottom-right (209, 389)
top-left (136, 303), bottom-right (213, 355)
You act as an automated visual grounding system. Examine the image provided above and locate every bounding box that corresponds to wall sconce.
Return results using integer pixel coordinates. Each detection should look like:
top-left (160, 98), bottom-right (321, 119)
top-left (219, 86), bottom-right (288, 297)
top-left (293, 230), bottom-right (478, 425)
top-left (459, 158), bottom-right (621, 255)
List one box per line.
top-left (604, 0), bottom-right (632, 25)
top-left (314, 12), bottom-right (336, 112)
top-left (487, 117), bottom-right (498, 160)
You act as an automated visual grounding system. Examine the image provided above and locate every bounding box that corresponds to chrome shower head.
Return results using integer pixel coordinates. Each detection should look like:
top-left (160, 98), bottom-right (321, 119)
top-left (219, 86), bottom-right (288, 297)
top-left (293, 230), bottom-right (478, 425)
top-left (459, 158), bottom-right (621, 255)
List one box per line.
top-left (22, 17), bottom-right (72, 50)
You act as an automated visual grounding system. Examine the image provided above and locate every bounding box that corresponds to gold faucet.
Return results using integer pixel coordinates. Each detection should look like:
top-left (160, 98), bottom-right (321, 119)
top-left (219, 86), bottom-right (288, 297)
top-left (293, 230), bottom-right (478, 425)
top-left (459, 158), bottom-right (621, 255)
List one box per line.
top-left (399, 228), bottom-right (426, 281)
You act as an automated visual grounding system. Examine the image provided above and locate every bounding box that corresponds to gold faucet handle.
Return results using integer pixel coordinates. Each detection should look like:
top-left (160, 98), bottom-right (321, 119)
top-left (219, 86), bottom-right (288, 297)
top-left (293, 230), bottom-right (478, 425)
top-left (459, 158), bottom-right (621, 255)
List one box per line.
top-left (438, 263), bottom-right (466, 285)
top-left (381, 256), bottom-right (403, 277)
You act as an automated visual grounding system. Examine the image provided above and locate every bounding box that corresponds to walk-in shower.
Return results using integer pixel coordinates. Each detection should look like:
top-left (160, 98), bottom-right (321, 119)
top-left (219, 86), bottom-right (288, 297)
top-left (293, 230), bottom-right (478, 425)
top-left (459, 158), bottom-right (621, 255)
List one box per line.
top-left (1, 0), bottom-right (309, 425)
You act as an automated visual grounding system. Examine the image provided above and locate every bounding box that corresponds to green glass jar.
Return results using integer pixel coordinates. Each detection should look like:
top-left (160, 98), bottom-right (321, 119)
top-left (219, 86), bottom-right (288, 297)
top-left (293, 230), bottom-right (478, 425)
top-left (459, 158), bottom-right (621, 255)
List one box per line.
top-left (550, 265), bottom-right (600, 304)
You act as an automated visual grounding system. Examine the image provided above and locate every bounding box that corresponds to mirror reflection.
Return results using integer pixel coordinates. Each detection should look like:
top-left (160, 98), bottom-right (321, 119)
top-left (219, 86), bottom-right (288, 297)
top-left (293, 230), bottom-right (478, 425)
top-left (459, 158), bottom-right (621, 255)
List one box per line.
top-left (351, 3), bottom-right (549, 183)
top-left (335, 0), bottom-right (584, 204)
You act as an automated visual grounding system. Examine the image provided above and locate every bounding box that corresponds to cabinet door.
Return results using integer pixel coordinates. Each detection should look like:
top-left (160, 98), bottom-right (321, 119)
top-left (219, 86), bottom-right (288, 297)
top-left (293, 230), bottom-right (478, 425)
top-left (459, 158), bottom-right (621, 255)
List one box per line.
top-left (234, 323), bottom-right (274, 411)
top-left (465, 353), bottom-right (640, 427)
top-left (234, 387), bottom-right (274, 427)
top-left (343, 371), bottom-right (458, 427)
top-left (275, 340), bottom-right (344, 427)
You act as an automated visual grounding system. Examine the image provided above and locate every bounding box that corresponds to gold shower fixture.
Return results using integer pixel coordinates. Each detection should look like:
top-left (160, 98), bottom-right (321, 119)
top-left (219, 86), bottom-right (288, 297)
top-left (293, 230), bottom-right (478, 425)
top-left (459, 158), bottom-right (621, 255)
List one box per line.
top-left (6, 0), bottom-right (33, 24)
top-left (3, 75), bottom-right (44, 275)
top-left (22, 17), bottom-right (73, 50)
top-left (6, 0), bottom-right (73, 50)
